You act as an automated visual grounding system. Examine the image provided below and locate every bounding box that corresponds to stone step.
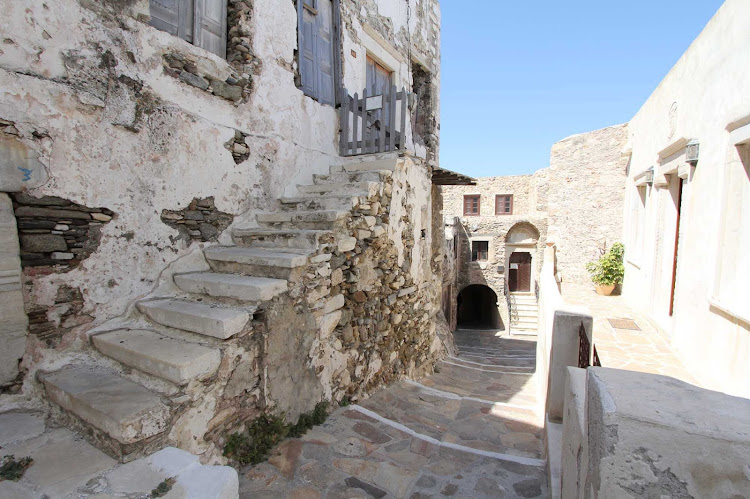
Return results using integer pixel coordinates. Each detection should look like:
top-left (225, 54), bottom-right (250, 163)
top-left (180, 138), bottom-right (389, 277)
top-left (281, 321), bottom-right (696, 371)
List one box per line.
top-left (312, 170), bottom-right (390, 185)
top-left (174, 272), bottom-right (287, 302)
top-left (204, 246), bottom-right (309, 280)
top-left (338, 157), bottom-right (398, 173)
top-left (137, 299), bottom-right (251, 340)
top-left (256, 210), bottom-right (349, 230)
top-left (232, 228), bottom-right (334, 251)
top-left (297, 181), bottom-right (380, 197)
top-left (512, 309), bottom-right (539, 318)
top-left (92, 329), bottom-right (221, 385)
top-left (511, 319), bottom-right (538, 327)
top-left (39, 365), bottom-right (169, 444)
top-left (513, 303), bottom-right (539, 311)
top-left (279, 195), bottom-right (360, 212)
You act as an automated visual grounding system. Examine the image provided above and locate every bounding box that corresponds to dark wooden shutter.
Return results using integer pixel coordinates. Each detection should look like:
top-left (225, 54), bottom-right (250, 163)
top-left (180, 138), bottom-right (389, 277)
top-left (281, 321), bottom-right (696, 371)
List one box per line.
top-left (194, 0), bottom-right (227, 58)
top-left (298, 0), bottom-right (335, 104)
top-left (150, 0), bottom-right (194, 43)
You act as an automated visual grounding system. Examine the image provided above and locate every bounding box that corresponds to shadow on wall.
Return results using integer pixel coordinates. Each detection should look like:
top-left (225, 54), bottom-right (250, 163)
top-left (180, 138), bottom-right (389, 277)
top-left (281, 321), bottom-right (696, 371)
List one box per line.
top-left (457, 284), bottom-right (503, 329)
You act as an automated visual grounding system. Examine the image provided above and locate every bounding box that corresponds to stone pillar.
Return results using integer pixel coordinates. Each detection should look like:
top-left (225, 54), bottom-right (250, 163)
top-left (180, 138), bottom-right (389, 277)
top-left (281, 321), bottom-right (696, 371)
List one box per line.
top-left (0, 193), bottom-right (27, 384)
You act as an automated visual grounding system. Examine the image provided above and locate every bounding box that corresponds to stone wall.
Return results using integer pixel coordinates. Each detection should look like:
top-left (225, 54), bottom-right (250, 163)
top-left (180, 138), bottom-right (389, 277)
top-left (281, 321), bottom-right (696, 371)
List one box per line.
top-left (547, 124), bottom-right (629, 284)
top-left (0, 0), bottom-right (440, 393)
top-left (0, 194), bottom-right (26, 388)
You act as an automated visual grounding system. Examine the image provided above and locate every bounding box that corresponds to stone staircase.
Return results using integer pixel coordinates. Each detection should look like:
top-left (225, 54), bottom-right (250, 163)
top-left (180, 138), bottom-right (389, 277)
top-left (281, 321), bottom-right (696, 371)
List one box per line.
top-left (510, 293), bottom-right (539, 336)
top-left (37, 157), bottom-right (398, 462)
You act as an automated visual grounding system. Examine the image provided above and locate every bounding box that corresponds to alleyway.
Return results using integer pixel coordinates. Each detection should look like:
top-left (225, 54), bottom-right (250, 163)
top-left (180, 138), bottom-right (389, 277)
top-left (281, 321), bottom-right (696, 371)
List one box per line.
top-left (239, 330), bottom-right (549, 498)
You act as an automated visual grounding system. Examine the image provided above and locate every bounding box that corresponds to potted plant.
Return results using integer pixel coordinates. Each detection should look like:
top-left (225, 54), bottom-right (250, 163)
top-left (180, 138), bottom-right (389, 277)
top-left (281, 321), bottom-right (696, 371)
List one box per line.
top-left (586, 243), bottom-right (625, 295)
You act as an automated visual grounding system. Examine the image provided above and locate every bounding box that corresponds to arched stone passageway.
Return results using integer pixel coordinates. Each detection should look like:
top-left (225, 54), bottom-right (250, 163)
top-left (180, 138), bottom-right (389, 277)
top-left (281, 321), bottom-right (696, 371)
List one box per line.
top-left (456, 284), bottom-right (503, 329)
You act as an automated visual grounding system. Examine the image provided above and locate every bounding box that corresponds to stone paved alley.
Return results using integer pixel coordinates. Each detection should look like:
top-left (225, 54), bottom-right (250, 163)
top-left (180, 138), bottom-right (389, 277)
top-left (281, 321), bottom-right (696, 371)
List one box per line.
top-left (239, 330), bottom-right (548, 498)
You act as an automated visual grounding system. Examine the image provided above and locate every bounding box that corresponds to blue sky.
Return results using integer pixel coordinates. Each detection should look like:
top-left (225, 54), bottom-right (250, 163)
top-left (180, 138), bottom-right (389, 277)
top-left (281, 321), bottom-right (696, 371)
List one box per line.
top-left (439, 1), bottom-right (725, 177)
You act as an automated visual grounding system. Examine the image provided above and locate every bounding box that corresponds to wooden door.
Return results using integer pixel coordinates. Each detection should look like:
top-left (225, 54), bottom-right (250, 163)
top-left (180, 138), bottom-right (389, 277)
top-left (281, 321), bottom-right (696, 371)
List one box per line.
top-left (509, 252), bottom-right (532, 292)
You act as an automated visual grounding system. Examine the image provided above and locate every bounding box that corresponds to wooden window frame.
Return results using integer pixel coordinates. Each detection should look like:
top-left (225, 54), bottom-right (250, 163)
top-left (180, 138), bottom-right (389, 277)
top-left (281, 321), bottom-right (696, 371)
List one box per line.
top-left (471, 240), bottom-right (489, 262)
top-left (495, 194), bottom-right (513, 215)
top-left (463, 195), bottom-right (480, 216)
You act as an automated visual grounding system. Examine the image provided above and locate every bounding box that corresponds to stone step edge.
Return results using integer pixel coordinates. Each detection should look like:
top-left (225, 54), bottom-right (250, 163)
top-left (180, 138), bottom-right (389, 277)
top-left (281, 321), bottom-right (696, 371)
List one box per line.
top-left (203, 246), bottom-right (311, 268)
top-left (403, 380), bottom-right (537, 412)
top-left (348, 405), bottom-right (546, 468)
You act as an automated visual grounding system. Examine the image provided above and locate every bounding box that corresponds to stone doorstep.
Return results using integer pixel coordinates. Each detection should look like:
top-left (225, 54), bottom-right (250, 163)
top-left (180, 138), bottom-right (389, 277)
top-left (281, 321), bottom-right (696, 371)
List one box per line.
top-left (232, 228), bottom-right (334, 250)
top-left (257, 210), bottom-right (350, 224)
top-left (203, 246), bottom-right (310, 268)
top-left (174, 271), bottom-right (288, 302)
top-left (279, 195), bottom-right (360, 211)
top-left (92, 329), bottom-right (221, 385)
top-left (296, 180), bottom-right (380, 195)
top-left (137, 298), bottom-right (251, 340)
top-left (39, 365), bottom-right (170, 444)
top-left (340, 157), bottom-right (398, 173)
top-left (312, 170), bottom-right (391, 184)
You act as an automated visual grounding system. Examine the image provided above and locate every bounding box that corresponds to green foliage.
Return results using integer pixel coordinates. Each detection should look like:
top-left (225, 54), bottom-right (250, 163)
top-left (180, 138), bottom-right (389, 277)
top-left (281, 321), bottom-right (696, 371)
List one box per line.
top-left (151, 477), bottom-right (176, 497)
top-left (223, 402), bottom-right (330, 466)
top-left (0, 455), bottom-right (33, 481)
top-left (586, 243), bottom-right (625, 285)
top-left (339, 396), bottom-right (351, 407)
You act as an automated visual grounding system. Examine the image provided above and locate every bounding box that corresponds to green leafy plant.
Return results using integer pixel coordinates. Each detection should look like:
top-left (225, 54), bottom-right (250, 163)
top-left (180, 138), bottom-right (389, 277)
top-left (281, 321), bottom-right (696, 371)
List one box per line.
top-left (586, 242), bottom-right (625, 286)
top-left (339, 396), bottom-right (351, 407)
top-left (223, 402), bottom-right (330, 466)
top-left (151, 477), bottom-right (176, 497)
top-left (0, 455), bottom-right (33, 481)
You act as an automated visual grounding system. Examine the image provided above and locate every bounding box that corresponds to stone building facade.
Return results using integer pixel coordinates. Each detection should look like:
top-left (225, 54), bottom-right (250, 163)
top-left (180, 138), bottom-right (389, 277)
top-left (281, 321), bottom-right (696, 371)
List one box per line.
top-left (0, 0), bottom-right (450, 464)
top-left (441, 123), bottom-right (629, 332)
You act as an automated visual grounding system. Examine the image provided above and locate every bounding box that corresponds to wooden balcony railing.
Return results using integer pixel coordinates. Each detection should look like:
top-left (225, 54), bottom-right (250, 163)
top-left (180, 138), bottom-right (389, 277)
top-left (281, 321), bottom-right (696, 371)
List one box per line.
top-left (339, 85), bottom-right (409, 156)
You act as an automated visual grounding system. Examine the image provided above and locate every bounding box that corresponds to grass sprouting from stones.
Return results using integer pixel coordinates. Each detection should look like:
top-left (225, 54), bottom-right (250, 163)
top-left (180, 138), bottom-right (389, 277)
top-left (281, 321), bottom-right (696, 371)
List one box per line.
top-left (0, 455), bottom-right (34, 481)
top-left (223, 402), bottom-right (330, 466)
top-left (339, 396), bottom-right (351, 407)
top-left (151, 477), bottom-right (176, 497)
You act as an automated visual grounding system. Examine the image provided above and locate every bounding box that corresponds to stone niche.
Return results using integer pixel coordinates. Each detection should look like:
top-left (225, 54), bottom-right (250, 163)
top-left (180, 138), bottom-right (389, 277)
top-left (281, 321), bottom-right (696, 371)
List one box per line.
top-left (161, 197), bottom-right (234, 243)
top-left (12, 193), bottom-right (114, 270)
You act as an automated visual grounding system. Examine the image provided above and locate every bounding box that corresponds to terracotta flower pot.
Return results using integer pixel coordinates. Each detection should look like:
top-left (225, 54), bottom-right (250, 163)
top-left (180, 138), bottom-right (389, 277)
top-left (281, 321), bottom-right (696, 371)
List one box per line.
top-left (595, 284), bottom-right (615, 296)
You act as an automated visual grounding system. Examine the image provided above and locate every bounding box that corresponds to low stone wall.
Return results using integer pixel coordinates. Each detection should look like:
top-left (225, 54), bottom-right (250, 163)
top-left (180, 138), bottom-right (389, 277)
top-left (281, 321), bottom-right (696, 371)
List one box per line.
top-left (562, 367), bottom-right (750, 498)
top-left (536, 245), bottom-right (593, 421)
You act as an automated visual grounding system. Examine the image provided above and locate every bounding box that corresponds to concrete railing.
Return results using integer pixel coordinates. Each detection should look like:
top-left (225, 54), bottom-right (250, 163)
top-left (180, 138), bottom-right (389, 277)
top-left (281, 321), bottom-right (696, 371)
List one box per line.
top-left (561, 367), bottom-right (750, 498)
top-left (537, 245), bottom-right (593, 422)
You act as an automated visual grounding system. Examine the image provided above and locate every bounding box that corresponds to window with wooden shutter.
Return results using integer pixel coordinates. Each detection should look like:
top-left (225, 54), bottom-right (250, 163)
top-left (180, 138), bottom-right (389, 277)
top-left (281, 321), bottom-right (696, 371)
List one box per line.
top-left (464, 195), bottom-right (480, 216)
top-left (472, 241), bottom-right (489, 262)
top-left (298, 0), bottom-right (336, 105)
top-left (495, 194), bottom-right (513, 215)
top-left (149, 0), bottom-right (227, 59)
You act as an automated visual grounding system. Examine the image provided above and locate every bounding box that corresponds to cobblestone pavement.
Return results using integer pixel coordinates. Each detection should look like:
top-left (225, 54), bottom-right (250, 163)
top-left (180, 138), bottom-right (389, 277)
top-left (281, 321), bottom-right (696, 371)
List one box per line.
top-left (560, 283), bottom-right (698, 385)
top-left (239, 330), bottom-right (549, 498)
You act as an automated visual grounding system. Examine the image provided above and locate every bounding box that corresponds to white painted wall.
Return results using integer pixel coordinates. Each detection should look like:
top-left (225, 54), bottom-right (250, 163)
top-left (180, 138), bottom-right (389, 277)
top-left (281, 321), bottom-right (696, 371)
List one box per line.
top-left (622, 0), bottom-right (750, 398)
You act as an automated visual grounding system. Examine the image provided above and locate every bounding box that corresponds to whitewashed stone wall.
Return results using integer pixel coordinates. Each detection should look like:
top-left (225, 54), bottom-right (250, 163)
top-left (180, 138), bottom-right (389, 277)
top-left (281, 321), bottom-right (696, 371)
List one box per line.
top-left (621, 0), bottom-right (750, 398)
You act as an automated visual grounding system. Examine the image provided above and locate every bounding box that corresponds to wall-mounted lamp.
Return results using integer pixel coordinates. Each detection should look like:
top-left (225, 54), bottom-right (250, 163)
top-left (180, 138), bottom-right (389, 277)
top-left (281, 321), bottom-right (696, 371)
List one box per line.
top-left (686, 139), bottom-right (700, 165)
top-left (645, 167), bottom-right (654, 185)
top-left (497, 265), bottom-right (505, 274)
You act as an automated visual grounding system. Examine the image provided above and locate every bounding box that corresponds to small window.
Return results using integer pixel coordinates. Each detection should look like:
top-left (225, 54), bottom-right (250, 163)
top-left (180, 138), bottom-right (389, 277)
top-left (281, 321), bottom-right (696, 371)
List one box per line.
top-left (149, 0), bottom-right (227, 58)
top-left (495, 195), bottom-right (513, 215)
top-left (472, 241), bottom-right (489, 262)
top-left (464, 195), bottom-right (480, 216)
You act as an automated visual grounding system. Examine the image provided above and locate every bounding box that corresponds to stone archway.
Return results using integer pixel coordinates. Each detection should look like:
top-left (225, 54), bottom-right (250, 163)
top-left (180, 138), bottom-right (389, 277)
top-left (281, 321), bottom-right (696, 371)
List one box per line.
top-left (505, 222), bottom-right (541, 295)
top-left (456, 284), bottom-right (503, 330)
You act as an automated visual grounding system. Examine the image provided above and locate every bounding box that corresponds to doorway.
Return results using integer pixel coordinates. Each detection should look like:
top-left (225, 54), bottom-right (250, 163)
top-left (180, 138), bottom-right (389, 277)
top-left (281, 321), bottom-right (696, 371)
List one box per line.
top-left (669, 178), bottom-right (685, 316)
top-left (456, 285), bottom-right (503, 329)
top-left (508, 252), bottom-right (532, 292)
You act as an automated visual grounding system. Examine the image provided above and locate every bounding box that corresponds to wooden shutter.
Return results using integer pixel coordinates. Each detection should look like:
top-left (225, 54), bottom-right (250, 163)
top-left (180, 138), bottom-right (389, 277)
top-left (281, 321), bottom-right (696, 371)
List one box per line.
top-left (194, 0), bottom-right (227, 58)
top-left (150, 0), bottom-right (194, 43)
top-left (298, 0), bottom-right (317, 98)
top-left (316, 0), bottom-right (335, 105)
top-left (298, 0), bottom-right (335, 104)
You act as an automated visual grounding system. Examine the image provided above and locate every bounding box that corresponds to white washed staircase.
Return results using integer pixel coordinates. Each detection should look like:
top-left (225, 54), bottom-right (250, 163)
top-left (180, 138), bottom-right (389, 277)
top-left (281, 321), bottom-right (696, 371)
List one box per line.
top-left (38, 158), bottom-right (396, 460)
top-left (510, 293), bottom-right (539, 336)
